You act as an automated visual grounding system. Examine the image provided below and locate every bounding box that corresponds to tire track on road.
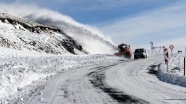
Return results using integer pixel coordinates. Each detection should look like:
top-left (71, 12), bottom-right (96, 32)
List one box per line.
top-left (88, 63), bottom-right (148, 104)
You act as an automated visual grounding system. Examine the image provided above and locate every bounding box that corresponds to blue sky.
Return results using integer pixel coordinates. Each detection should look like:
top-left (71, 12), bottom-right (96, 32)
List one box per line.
top-left (1, 0), bottom-right (178, 24)
top-left (1, 0), bottom-right (186, 53)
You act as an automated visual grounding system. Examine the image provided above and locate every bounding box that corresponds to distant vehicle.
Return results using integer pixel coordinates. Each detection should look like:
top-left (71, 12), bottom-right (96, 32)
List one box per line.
top-left (114, 43), bottom-right (132, 59)
top-left (134, 48), bottom-right (147, 59)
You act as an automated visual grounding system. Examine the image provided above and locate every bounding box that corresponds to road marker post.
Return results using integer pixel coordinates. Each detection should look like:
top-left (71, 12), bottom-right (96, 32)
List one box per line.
top-left (163, 47), bottom-right (169, 71)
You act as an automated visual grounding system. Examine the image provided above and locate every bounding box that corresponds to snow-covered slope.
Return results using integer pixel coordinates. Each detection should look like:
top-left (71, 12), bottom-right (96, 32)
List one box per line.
top-left (0, 4), bottom-right (116, 54)
top-left (0, 13), bottom-right (87, 55)
top-left (0, 12), bottom-right (117, 55)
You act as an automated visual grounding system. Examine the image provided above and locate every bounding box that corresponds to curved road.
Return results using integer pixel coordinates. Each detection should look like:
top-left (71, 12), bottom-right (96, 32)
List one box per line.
top-left (26, 55), bottom-right (186, 104)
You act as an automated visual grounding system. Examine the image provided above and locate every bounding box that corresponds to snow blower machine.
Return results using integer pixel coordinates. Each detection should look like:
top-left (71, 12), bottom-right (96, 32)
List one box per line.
top-left (114, 43), bottom-right (132, 59)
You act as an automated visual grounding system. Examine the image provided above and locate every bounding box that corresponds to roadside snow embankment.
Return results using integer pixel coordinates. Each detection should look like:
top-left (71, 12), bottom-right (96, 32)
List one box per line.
top-left (157, 54), bottom-right (186, 87)
top-left (0, 47), bottom-right (121, 103)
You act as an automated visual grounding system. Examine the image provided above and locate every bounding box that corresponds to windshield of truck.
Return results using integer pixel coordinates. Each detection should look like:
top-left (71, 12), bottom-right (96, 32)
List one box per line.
top-left (135, 49), bottom-right (144, 53)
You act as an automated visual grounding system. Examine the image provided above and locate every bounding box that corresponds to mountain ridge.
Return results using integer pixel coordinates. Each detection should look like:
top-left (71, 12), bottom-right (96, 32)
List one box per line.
top-left (0, 13), bottom-right (86, 55)
top-left (0, 12), bottom-right (117, 55)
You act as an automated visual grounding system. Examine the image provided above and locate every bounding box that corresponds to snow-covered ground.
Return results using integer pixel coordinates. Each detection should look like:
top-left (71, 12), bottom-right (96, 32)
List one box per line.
top-left (0, 47), bottom-right (121, 103)
top-left (0, 46), bottom-right (186, 104)
top-left (157, 54), bottom-right (186, 88)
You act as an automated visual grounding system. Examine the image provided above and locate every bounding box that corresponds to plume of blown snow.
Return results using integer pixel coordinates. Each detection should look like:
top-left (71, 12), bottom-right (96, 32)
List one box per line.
top-left (0, 3), bottom-right (116, 54)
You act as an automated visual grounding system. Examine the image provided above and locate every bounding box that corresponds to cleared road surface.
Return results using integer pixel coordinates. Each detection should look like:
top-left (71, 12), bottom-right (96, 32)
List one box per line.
top-left (26, 55), bottom-right (186, 104)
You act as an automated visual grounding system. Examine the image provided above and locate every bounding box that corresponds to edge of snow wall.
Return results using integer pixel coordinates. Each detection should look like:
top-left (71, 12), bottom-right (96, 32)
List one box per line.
top-left (157, 63), bottom-right (186, 87)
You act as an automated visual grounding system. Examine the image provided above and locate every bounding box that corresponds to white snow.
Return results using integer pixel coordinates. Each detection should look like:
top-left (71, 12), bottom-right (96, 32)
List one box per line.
top-left (0, 47), bottom-right (121, 103)
top-left (157, 54), bottom-right (186, 87)
top-left (0, 45), bottom-right (186, 104)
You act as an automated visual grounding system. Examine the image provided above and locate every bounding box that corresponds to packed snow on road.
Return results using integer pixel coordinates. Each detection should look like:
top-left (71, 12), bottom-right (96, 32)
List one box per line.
top-left (1, 47), bottom-right (186, 104)
top-left (0, 3), bottom-right (186, 104)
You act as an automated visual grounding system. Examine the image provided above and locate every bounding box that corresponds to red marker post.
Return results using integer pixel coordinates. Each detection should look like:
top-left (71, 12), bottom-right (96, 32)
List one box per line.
top-left (163, 47), bottom-right (169, 71)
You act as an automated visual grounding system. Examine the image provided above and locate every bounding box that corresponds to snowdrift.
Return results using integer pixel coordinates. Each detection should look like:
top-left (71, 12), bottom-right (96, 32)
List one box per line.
top-left (0, 47), bottom-right (121, 103)
top-left (157, 54), bottom-right (186, 87)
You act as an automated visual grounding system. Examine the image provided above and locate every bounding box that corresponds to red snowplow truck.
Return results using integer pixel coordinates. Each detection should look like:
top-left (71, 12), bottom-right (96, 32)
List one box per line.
top-left (114, 43), bottom-right (132, 59)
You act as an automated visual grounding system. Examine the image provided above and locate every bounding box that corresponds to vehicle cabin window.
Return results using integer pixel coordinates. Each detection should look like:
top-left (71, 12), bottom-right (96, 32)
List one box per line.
top-left (122, 46), bottom-right (127, 49)
top-left (135, 49), bottom-right (145, 53)
top-left (118, 45), bottom-right (130, 50)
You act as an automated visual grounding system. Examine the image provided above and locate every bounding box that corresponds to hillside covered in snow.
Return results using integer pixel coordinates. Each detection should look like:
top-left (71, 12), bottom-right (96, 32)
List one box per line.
top-left (0, 13), bottom-right (116, 55)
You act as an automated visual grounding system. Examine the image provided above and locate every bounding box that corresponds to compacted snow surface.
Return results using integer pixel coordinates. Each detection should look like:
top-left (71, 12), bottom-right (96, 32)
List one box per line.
top-left (0, 47), bottom-right (186, 104)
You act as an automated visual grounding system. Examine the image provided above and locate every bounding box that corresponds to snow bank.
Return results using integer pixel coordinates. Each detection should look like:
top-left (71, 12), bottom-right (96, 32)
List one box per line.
top-left (157, 54), bottom-right (186, 87)
top-left (0, 47), bottom-right (121, 103)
